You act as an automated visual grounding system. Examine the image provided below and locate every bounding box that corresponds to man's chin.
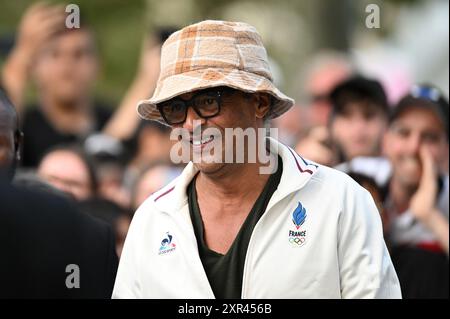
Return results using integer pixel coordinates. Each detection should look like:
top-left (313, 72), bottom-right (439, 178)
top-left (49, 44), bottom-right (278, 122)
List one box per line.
top-left (193, 161), bottom-right (226, 175)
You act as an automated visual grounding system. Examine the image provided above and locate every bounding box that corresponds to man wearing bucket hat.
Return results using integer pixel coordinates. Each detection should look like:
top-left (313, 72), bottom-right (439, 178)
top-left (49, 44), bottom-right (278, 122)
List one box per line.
top-left (113, 20), bottom-right (400, 299)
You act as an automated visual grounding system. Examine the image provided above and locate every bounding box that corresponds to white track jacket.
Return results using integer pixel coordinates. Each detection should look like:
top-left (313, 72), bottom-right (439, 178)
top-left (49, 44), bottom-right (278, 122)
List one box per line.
top-left (113, 138), bottom-right (401, 299)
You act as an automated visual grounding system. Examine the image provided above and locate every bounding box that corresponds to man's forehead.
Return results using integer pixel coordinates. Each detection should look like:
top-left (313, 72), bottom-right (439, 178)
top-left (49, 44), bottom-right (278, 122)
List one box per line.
top-left (178, 91), bottom-right (195, 100)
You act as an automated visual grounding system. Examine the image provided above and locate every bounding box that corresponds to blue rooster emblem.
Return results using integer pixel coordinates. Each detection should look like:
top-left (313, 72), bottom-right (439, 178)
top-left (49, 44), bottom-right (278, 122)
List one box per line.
top-left (292, 202), bottom-right (307, 229)
top-left (160, 232), bottom-right (173, 248)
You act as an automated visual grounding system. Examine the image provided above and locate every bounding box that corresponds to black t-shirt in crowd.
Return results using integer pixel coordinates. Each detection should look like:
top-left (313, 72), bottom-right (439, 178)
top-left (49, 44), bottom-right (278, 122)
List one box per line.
top-left (187, 156), bottom-right (283, 299)
top-left (21, 102), bottom-right (112, 167)
top-left (381, 177), bottom-right (449, 299)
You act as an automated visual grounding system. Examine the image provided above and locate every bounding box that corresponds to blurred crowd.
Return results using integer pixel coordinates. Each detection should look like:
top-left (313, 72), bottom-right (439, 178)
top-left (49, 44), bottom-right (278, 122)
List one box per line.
top-left (0, 3), bottom-right (448, 298)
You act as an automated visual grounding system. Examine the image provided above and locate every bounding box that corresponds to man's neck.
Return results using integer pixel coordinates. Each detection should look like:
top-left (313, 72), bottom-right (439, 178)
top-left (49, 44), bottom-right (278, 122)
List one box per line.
top-left (195, 158), bottom-right (274, 217)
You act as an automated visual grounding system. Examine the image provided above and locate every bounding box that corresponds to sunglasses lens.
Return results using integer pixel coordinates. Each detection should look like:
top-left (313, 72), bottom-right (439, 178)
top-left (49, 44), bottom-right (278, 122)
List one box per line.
top-left (160, 100), bottom-right (186, 124)
top-left (158, 90), bottom-right (223, 124)
top-left (194, 94), bottom-right (220, 117)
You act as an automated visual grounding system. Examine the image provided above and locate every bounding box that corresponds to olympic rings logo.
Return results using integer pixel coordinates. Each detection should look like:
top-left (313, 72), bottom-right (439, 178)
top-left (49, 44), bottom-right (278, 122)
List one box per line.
top-left (289, 236), bottom-right (306, 246)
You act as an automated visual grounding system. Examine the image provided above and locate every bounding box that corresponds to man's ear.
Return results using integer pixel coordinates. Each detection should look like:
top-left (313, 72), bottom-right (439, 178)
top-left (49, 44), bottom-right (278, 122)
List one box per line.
top-left (254, 93), bottom-right (271, 119)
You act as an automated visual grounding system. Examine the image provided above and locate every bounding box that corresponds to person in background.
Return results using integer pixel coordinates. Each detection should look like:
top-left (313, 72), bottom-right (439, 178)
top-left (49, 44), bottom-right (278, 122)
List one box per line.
top-left (1, 178), bottom-right (119, 299)
top-left (271, 104), bottom-right (305, 147)
top-left (37, 145), bottom-right (97, 201)
top-left (123, 120), bottom-right (174, 188)
top-left (329, 76), bottom-right (389, 164)
top-left (1, 86), bottom-right (118, 299)
top-left (1, 2), bottom-right (111, 167)
top-left (84, 137), bottom-right (131, 209)
top-left (302, 51), bottom-right (354, 128)
top-left (296, 76), bottom-right (389, 167)
top-left (12, 170), bottom-right (69, 199)
top-left (382, 84), bottom-right (449, 298)
top-left (294, 51), bottom-right (353, 166)
top-left (337, 84), bottom-right (449, 298)
top-left (92, 156), bottom-right (130, 209)
top-left (130, 161), bottom-right (183, 210)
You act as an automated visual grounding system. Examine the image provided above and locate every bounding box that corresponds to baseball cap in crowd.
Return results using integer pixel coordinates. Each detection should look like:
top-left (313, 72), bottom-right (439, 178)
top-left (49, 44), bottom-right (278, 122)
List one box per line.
top-left (329, 76), bottom-right (389, 117)
top-left (390, 84), bottom-right (449, 139)
top-left (137, 20), bottom-right (294, 124)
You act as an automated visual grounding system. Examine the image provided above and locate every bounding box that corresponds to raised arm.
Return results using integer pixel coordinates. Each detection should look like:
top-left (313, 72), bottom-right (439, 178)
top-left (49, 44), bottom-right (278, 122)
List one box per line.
top-left (1, 2), bottom-right (65, 114)
top-left (103, 36), bottom-right (161, 141)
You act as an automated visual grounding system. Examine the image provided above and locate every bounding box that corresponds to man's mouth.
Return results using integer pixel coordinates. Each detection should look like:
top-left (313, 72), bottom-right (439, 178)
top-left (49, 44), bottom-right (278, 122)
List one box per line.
top-left (190, 135), bottom-right (215, 146)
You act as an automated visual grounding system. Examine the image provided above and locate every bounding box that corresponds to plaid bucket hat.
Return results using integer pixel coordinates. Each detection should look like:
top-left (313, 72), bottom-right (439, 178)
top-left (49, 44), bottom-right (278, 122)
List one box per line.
top-left (137, 20), bottom-right (294, 124)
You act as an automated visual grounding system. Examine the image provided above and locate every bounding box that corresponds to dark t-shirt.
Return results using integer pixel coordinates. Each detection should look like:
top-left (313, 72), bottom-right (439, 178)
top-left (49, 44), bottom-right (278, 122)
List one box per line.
top-left (21, 102), bottom-right (112, 167)
top-left (381, 177), bottom-right (449, 299)
top-left (187, 156), bottom-right (283, 299)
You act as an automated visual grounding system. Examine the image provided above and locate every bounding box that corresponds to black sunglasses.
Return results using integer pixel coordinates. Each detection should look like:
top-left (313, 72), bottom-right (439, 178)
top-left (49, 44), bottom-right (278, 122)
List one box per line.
top-left (157, 88), bottom-right (233, 125)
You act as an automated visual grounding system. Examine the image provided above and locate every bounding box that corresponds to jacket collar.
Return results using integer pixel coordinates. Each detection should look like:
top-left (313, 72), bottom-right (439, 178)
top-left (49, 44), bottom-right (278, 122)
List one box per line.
top-left (151, 137), bottom-right (319, 214)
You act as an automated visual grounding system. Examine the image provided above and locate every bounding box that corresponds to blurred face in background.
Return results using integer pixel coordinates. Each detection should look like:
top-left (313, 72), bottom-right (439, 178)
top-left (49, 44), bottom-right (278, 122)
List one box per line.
top-left (383, 107), bottom-right (448, 188)
top-left (33, 29), bottom-right (98, 106)
top-left (330, 101), bottom-right (387, 161)
top-left (136, 125), bottom-right (172, 164)
top-left (96, 161), bottom-right (130, 209)
top-left (272, 104), bottom-right (305, 147)
top-left (306, 62), bottom-right (351, 127)
top-left (115, 214), bottom-right (131, 258)
top-left (37, 150), bottom-right (94, 200)
top-left (132, 165), bottom-right (174, 209)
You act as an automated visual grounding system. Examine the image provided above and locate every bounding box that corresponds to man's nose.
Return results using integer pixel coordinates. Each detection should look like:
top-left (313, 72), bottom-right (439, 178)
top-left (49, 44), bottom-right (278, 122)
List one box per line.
top-left (183, 107), bottom-right (205, 131)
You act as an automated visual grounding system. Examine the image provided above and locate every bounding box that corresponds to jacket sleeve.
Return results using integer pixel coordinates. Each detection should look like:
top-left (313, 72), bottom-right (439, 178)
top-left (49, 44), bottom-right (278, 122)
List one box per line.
top-left (337, 184), bottom-right (402, 299)
top-left (112, 207), bottom-right (146, 299)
